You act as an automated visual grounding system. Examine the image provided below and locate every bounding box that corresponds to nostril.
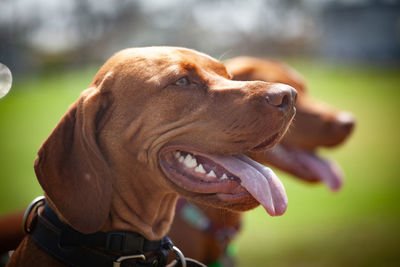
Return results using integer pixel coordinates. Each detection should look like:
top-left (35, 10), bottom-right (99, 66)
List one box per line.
top-left (341, 119), bottom-right (355, 133)
top-left (277, 95), bottom-right (289, 109)
top-left (343, 121), bottom-right (354, 133)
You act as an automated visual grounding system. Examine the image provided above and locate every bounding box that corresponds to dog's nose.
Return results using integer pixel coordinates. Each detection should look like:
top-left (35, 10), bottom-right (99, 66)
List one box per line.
top-left (265, 84), bottom-right (297, 110)
top-left (336, 111), bottom-right (355, 134)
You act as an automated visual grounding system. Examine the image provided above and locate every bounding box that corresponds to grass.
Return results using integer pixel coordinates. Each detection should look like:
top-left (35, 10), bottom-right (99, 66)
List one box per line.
top-left (0, 61), bottom-right (399, 266)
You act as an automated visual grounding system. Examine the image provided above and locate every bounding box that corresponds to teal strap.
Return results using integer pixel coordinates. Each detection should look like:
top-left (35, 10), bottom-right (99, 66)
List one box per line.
top-left (180, 202), bottom-right (211, 231)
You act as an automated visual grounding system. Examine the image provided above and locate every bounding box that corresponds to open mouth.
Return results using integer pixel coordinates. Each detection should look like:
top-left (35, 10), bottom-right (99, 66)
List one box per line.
top-left (260, 144), bottom-right (344, 191)
top-left (159, 146), bottom-right (288, 216)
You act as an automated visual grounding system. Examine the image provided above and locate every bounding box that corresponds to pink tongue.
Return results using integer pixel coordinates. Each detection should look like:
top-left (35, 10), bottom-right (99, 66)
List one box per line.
top-left (207, 154), bottom-right (288, 216)
top-left (296, 152), bottom-right (344, 191)
top-left (264, 145), bottom-right (344, 191)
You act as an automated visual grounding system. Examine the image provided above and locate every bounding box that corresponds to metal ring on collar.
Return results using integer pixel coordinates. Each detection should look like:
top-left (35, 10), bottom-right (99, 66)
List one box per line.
top-left (172, 246), bottom-right (186, 267)
top-left (22, 195), bottom-right (46, 234)
top-left (113, 254), bottom-right (146, 267)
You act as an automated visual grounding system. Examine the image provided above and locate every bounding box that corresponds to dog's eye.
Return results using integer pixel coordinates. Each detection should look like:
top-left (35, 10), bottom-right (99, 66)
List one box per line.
top-left (174, 77), bottom-right (190, 86)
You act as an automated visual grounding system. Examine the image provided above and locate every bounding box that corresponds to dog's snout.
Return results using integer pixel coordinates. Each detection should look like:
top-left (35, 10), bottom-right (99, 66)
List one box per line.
top-left (265, 84), bottom-right (297, 110)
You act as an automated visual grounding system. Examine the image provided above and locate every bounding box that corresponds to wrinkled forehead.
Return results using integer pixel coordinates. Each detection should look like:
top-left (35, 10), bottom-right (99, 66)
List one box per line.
top-left (117, 47), bottom-right (230, 79)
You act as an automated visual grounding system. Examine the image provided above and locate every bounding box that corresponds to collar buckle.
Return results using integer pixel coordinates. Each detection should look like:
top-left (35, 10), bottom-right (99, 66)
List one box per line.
top-left (23, 196), bottom-right (45, 234)
top-left (172, 246), bottom-right (186, 267)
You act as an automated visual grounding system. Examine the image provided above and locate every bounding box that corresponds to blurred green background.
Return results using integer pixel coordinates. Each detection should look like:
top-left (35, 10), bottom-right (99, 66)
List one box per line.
top-left (1, 0), bottom-right (400, 266)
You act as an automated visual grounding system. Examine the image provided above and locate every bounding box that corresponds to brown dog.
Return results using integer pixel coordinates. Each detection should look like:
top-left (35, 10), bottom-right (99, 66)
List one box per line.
top-left (6, 48), bottom-right (296, 266)
top-left (168, 56), bottom-right (355, 265)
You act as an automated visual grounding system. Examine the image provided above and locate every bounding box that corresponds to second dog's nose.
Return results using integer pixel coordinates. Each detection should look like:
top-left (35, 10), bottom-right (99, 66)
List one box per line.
top-left (265, 83), bottom-right (297, 110)
top-left (336, 111), bottom-right (355, 134)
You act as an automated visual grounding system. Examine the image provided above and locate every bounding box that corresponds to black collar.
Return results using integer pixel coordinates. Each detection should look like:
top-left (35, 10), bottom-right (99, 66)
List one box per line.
top-left (29, 202), bottom-right (173, 267)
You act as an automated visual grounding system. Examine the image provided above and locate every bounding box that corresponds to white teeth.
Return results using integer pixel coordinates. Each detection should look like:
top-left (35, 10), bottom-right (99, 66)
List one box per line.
top-left (195, 164), bottom-right (206, 174)
top-left (174, 151), bottom-right (181, 159)
top-left (176, 152), bottom-right (229, 180)
top-left (221, 173), bottom-right (228, 180)
top-left (206, 170), bottom-right (217, 178)
top-left (183, 154), bottom-right (197, 168)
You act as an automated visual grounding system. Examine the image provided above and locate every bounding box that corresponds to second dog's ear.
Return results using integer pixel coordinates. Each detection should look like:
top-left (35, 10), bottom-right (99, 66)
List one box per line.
top-left (34, 79), bottom-right (113, 234)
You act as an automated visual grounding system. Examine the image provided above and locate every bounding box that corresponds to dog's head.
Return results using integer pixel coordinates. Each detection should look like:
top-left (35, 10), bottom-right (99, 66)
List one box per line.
top-left (226, 56), bottom-right (355, 191)
top-left (34, 48), bottom-right (296, 234)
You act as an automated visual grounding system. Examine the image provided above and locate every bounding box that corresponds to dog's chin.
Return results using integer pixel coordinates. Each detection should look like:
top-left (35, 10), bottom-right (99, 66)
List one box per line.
top-left (173, 187), bottom-right (260, 212)
top-left (158, 145), bottom-right (288, 216)
top-left (207, 193), bottom-right (260, 212)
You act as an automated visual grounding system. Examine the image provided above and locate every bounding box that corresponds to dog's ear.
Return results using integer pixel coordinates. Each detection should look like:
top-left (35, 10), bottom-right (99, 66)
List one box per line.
top-left (34, 76), bottom-right (113, 234)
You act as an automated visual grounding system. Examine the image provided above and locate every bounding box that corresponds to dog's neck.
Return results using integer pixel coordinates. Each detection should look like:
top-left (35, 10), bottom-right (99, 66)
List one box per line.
top-left (104, 191), bottom-right (178, 241)
top-left (100, 165), bottom-right (179, 241)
